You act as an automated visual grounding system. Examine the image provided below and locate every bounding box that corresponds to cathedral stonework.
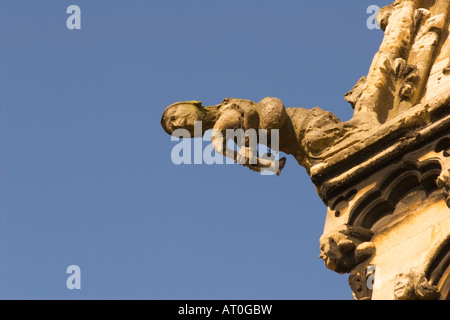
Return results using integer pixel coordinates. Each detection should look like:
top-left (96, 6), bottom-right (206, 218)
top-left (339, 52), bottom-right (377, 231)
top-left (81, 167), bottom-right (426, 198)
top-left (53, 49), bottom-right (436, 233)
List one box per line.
top-left (161, 0), bottom-right (450, 300)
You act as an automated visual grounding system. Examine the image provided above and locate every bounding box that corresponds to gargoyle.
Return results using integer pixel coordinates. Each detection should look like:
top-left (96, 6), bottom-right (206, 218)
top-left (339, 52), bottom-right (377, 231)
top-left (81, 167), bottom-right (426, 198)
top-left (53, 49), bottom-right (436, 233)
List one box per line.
top-left (394, 269), bottom-right (440, 300)
top-left (319, 225), bottom-right (375, 274)
top-left (161, 97), bottom-right (345, 174)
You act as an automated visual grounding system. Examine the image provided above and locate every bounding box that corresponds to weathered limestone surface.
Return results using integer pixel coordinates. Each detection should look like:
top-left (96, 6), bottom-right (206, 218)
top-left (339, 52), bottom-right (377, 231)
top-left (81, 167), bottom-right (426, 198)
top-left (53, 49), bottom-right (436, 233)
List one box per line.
top-left (161, 0), bottom-right (450, 300)
top-left (314, 0), bottom-right (450, 300)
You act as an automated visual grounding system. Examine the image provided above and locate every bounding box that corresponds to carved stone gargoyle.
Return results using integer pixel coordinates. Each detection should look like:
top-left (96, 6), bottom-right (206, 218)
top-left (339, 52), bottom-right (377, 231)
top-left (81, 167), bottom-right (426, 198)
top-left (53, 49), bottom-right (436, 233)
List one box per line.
top-left (319, 225), bottom-right (375, 274)
top-left (161, 97), bottom-right (345, 175)
top-left (394, 269), bottom-right (440, 300)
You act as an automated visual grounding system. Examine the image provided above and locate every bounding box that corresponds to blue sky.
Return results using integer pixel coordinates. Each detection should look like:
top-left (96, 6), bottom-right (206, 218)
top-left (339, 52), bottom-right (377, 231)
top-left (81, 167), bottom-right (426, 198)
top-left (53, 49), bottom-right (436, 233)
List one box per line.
top-left (0, 0), bottom-right (392, 299)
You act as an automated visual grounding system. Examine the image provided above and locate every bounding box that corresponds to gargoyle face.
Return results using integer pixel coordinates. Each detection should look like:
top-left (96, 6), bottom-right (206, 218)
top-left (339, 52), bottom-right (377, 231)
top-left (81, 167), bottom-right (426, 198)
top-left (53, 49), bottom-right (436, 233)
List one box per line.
top-left (319, 237), bottom-right (344, 272)
top-left (394, 274), bottom-right (414, 300)
top-left (319, 225), bottom-right (375, 274)
top-left (161, 101), bottom-right (204, 136)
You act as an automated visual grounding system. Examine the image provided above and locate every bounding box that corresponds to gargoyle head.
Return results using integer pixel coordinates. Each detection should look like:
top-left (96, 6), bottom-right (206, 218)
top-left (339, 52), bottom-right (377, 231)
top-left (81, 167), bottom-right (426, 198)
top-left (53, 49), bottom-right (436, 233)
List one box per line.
top-left (161, 101), bottom-right (206, 137)
top-left (319, 225), bottom-right (374, 274)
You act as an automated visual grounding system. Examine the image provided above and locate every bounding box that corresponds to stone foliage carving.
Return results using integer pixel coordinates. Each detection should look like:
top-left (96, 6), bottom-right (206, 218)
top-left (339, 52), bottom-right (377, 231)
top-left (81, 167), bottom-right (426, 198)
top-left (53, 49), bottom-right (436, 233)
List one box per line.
top-left (353, 0), bottom-right (449, 123)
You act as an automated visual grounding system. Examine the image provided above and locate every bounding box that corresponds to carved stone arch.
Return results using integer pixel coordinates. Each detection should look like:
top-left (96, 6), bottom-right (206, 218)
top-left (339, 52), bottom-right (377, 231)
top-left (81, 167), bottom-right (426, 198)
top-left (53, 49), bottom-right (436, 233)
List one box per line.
top-left (349, 159), bottom-right (442, 231)
top-left (425, 236), bottom-right (450, 300)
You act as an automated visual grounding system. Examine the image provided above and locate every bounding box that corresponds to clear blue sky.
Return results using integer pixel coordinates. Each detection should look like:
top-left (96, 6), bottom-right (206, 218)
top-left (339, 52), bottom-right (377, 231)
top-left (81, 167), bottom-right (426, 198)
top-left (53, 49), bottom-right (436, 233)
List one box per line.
top-left (0, 0), bottom-right (392, 299)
